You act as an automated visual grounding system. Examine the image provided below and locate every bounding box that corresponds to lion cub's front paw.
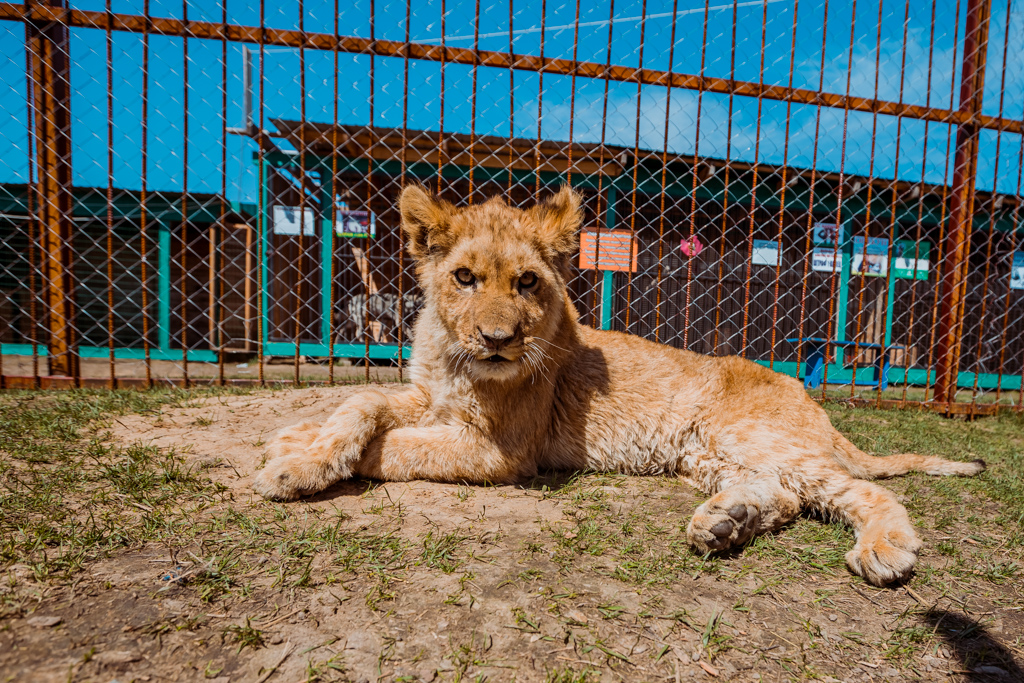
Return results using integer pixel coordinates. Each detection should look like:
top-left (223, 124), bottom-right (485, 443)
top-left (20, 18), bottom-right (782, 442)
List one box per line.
top-left (254, 421), bottom-right (359, 500)
top-left (687, 503), bottom-right (759, 553)
top-left (253, 455), bottom-right (318, 501)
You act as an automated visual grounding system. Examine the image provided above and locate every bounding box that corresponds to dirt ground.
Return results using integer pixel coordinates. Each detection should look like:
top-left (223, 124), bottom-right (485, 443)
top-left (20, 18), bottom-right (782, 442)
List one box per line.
top-left (2, 386), bottom-right (1023, 682)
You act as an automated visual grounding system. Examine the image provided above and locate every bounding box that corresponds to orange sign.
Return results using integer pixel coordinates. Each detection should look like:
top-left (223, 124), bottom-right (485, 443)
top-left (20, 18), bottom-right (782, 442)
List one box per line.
top-left (578, 229), bottom-right (638, 272)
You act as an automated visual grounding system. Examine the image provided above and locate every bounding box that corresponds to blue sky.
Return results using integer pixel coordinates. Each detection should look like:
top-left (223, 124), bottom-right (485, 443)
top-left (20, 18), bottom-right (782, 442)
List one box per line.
top-left (0, 0), bottom-right (1022, 204)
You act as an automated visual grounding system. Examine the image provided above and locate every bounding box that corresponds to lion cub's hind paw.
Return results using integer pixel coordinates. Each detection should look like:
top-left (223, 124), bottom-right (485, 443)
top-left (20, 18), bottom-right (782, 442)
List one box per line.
top-left (845, 530), bottom-right (922, 586)
top-left (687, 503), bottom-right (759, 554)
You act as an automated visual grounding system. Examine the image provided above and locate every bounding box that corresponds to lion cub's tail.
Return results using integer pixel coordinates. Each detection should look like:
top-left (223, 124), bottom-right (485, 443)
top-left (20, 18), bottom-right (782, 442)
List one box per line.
top-left (832, 433), bottom-right (985, 479)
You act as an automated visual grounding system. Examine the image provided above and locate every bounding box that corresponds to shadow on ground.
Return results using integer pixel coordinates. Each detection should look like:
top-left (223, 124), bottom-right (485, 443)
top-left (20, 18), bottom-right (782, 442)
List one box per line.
top-left (923, 609), bottom-right (1023, 680)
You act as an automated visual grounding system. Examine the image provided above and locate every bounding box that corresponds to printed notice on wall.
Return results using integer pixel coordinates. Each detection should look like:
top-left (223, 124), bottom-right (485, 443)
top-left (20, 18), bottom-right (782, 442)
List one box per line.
top-left (1012, 252), bottom-right (1024, 290)
top-left (812, 222), bottom-right (844, 246)
top-left (578, 229), bottom-right (638, 272)
top-left (893, 240), bottom-right (929, 280)
top-left (273, 205), bottom-right (316, 236)
top-left (751, 239), bottom-right (781, 266)
top-left (335, 208), bottom-right (376, 238)
top-left (851, 236), bottom-right (889, 277)
top-left (811, 247), bottom-right (842, 273)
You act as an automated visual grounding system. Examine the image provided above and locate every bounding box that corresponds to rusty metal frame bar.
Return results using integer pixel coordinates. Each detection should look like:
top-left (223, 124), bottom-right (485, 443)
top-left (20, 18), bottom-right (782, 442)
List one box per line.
top-left (652, 0), bottom-right (679, 343)
top-left (1, 3), bottom-right (1019, 135)
top-left (933, 0), bottom-right (992, 406)
top-left (26, 0), bottom-right (78, 381)
top-left (874, 0), bottom-right (913, 409)
top-left (294, 0), bottom-right (307, 385)
top-left (622, 0), bottom-right (648, 334)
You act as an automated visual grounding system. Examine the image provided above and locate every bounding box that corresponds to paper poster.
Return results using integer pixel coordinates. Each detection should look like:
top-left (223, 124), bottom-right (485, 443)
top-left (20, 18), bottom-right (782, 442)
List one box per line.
top-left (811, 247), bottom-right (842, 273)
top-left (1011, 252), bottom-right (1024, 290)
top-left (335, 208), bottom-right (376, 238)
top-left (752, 239), bottom-right (781, 266)
top-left (893, 240), bottom-right (930, 280)
top-left (812, 222), bottom-right (844, 246)
top-left (578, 229), bottom-right (638, 272)
top-left (851, 236), bottom-right (889, 277)
top-left (272, 205), bottom-right (316, 236)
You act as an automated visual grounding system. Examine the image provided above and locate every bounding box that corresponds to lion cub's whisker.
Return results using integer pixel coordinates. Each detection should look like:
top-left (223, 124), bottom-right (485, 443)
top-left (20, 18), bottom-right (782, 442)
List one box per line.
top-left (530, 335), bottom-right (571, 354)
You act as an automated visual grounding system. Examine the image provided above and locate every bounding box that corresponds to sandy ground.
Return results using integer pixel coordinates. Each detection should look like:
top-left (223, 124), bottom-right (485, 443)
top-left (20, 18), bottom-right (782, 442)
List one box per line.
top-left (2, 387), bottom-right (1022, 682)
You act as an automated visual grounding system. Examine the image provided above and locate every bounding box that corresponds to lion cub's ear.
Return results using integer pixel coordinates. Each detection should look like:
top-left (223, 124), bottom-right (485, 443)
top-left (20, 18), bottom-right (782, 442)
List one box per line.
top-left (400, 185), bottom-right (457, 260)
top-left (530, 185), bottom-right (582, 261)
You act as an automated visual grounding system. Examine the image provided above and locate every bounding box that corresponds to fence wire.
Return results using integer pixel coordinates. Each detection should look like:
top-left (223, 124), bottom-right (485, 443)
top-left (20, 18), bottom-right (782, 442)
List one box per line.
top-left (1, 0), bottom-right (1023, 414)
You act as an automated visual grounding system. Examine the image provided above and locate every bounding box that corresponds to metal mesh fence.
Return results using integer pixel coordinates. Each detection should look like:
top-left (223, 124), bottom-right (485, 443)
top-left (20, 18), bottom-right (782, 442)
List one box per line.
top-left (1, 0), bottom-right (1022, 414)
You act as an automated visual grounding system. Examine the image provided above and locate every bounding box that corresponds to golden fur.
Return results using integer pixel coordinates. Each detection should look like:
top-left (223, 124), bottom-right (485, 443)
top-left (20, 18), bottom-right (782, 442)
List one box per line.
top-left (254, 185), bottom-right (985, 586)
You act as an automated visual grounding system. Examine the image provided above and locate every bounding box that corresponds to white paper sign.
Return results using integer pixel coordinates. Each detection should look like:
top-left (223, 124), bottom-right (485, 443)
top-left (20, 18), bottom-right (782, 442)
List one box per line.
top-left (811, 247), bottom-right (842, 273)
top-left (335, 208), bottom-right (376, 237)
top-left (894, 256), bottom-right (929, 273)
top-left (1012, 252), bottom-right (1024, 290)
top-left (812, 222), bottom-right (844, 246)
top-left (851, 236), bottom-right (889, 277)
top-left (752, 239), bottom-right (781, 266)
top-left (273, 205), bottom-right (316, 236)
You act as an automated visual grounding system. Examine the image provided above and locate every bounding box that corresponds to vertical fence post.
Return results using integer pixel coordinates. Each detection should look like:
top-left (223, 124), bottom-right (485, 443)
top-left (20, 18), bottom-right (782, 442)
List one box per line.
top-left (933, 0), bottom-right (991, 406)
top-left (27, 0), bottom-right (77, 379)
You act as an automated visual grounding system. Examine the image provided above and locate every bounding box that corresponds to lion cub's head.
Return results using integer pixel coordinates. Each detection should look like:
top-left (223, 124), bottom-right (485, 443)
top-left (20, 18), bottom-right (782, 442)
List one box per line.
top-left (400, 185), bottom-right (582, 382)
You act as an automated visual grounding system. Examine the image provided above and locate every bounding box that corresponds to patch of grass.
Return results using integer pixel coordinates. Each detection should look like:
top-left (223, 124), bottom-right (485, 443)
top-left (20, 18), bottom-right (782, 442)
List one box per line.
top-left (189, 554), bottom-right (241, 602)
top-left (446, 631), bottom-right (494, 680)
top-left (699, 610), bottom-right (733, 661)
top-left (420, 529), bottom-right (466, 574)
top-left (303, 652), bottom-right (347, 682)
top-left (510, 607), bottom-right (541, 633)
top-left (883, 624), bottom-right (934, 661)
top-left (0, 389), bottom-right (236, 580)
top-left (221, 617), bottom-right (265, 653)
top-left (545, 665), bottom-right (598, 683)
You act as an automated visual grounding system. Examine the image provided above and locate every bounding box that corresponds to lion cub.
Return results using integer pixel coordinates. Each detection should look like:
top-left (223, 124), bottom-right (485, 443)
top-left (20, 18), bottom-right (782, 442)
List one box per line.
top-left (254, 185), bottom-right (984, 586)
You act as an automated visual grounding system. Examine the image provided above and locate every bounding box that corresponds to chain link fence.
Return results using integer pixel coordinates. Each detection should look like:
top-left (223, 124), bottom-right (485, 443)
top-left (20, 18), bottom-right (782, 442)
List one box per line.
top-left (1, 0), bottom-right (1022, 414)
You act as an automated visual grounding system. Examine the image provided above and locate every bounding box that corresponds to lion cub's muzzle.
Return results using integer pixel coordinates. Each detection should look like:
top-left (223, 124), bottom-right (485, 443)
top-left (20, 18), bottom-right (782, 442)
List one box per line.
top-left (477, 325), bottom-right (522, 359)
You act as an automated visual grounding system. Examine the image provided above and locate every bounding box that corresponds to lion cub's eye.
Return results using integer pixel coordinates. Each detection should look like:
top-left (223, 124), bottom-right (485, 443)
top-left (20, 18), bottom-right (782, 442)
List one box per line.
top-left (518, 271), bottom-right (538, 291)
top-left (454, 268), bottom-right (476, 286)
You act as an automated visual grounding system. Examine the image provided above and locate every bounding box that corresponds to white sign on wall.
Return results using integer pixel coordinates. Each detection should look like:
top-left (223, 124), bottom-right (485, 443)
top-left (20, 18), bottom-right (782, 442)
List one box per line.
top-left (751, 239), bottom-right (781, 266)
top-left (1012, 252), bottom-right (1024, 291)
top-left (811, 247), bottom-right (842, 273)
top-left (273, 205), bottom-right (316, 236)
top-left (335, 208), bottom-right (377, 238)
top-left (812, 222), bottom-right (844, 246)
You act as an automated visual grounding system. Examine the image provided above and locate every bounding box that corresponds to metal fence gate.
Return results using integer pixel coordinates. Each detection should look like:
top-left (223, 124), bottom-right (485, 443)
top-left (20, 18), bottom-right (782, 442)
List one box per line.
top-left (1, 0), bottom-right (1023, 414)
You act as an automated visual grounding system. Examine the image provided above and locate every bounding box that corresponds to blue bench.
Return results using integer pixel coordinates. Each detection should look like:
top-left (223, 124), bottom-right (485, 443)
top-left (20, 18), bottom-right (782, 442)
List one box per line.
top-left (784, 337), bottom-right (906, 391)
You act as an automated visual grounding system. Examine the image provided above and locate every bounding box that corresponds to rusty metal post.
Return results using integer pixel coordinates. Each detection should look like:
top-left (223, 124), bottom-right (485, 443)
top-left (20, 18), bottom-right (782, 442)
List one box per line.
top-left (27, 0), bottom-right (78, 379)
top-left (933, 0), bottom-right (991, 405)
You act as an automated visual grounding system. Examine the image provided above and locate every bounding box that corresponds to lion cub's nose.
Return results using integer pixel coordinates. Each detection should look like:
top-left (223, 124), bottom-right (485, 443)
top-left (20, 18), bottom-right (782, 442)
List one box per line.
top-left (479, 326), bottom-right (513, 350)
